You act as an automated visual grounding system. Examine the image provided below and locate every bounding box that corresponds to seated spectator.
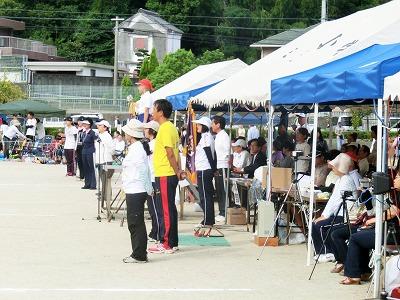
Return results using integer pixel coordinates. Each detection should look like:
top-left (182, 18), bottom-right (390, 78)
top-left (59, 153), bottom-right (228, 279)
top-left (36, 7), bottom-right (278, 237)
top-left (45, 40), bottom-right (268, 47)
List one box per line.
top-left (340, 204), bottom-right (399, 285)
top-left (258, 136), bottom-right (267, 156)
top-left (321, 150), bottom-right (342, 193)
top-left (358, 145), bottom-right (370, 177)
top-left (271, 140), bottom-right (284, 167)
top-left (233, 138), bottom-right (266, 178)
top-left (278, 141), bottom-right (295, 169)
top-left (345, 151), bottom-right (362, 191)
top-left (345, 144), bottom-right (359, 158)
top-left (315, 151), bottom-right (330, 187)
top-left (232, 139), bottom-right (251, 169)
top-left (311, 153), bottom-right (357, 263)
top-left (308, 127), bottom-right (329, 155)
top-left (295, 128), bottom-right (311, 174)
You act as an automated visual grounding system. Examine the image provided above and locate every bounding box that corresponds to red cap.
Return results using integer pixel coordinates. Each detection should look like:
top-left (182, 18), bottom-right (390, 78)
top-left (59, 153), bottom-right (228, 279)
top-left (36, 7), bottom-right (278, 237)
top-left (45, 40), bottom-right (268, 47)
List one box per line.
top-left (345, 151), bottom-right (358, 162)
top-left (136, 79), bottom-right (153, 91)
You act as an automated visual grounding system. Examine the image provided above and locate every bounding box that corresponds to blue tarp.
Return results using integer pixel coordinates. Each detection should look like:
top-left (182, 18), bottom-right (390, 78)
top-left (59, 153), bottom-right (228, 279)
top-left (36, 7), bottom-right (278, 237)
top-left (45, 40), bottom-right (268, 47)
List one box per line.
top-left (271, 43), bottom-right (400, 105)
top-left (166, 81), bottom-right (222, 110)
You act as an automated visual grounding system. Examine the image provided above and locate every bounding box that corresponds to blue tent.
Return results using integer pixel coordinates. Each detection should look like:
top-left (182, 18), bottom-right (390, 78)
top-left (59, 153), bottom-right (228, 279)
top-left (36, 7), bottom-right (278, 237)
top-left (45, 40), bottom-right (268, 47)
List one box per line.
top-left (271, 43), bottom-right (400, 105)
top-left (166, 81), bottom-right (221, 110)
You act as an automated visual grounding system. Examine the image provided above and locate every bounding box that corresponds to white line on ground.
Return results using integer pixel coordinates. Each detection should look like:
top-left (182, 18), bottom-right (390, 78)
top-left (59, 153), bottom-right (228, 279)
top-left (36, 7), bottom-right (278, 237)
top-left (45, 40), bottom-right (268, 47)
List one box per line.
top-left (0, 214), bottom-right (56, 217)
top-left (0, 288), bottom-right (254, 293)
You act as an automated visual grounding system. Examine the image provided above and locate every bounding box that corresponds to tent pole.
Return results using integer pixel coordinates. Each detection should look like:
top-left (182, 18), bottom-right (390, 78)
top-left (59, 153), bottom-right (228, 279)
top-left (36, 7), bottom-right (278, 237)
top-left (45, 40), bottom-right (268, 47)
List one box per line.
top-left (224, 100), bottom-right (233, 224)
top-left (266, 102), bottom-right (274, 200)
top-left (173, 110), bottom-right (178, 126)
top-left (373, 98), bottom-right (385, 297)
top-left (328, 111), bottom-right (333, 149)
top-left (307, 104), bottom-right (319, 266)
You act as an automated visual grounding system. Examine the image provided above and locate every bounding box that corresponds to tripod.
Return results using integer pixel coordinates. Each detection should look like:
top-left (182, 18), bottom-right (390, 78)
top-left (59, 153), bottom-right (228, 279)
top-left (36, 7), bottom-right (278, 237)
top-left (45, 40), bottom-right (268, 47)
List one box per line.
top-left (308, 192), bottom-right (353, 280)
top-left (257, 156), bottom-right (310, 260)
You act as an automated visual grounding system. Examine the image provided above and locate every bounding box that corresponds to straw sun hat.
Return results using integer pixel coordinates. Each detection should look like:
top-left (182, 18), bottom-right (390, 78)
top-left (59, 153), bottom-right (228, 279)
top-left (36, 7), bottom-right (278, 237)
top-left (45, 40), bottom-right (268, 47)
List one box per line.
top-left (122, 119), bottom-right (144, 139)
top-left (328, 153), bottom-right (352, 175)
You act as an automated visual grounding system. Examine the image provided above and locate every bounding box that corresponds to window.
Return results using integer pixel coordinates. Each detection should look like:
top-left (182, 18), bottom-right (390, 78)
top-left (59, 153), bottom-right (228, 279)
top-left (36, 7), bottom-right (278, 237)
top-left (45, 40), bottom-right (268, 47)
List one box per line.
top-left (132, 35), bottom-right (148, 50)
top-left (90, 69), bottom-right (96, 77)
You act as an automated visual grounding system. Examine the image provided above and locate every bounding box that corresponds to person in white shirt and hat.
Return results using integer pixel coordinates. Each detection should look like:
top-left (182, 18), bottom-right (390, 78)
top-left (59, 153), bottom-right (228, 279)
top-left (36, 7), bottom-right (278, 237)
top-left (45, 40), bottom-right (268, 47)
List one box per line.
top-left (2, 120), bottom-right (25, 159)
top-left (135, 79), bottom-right (154, 123)
top-left (121, 119), bottom-right (153, 263)
top-left (193, 116), bottom-right (216, 229)
top-left (232, 138), bottom-right (251, 169)
top-left (95, 120), bottom-right (115, 204)
top-left (143, 120), bottom-right (161, 243)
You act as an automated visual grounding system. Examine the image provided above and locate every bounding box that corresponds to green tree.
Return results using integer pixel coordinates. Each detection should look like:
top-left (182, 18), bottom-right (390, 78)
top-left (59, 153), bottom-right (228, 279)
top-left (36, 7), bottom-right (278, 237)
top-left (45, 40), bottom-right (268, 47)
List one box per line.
top-left (148, 49), bottom-right (198, 89)
top-left (139, 57), bottom-right (150, 80)
top-left (0, 79), bottom-right (26, 103)
top-left (351, 109), bottom-right (371, 129)
top-left (148, 48), bottom-right (159, 73)
top-left (121, 74), bottom-right (133, 98)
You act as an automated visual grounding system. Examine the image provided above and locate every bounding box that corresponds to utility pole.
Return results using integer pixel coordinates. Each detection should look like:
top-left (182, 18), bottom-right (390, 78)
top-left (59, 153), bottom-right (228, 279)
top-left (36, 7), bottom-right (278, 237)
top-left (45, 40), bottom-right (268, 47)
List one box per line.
top-left (112, 16), bottom-right (124, 101)
top-left (321, 0), bottom-right (328, 23)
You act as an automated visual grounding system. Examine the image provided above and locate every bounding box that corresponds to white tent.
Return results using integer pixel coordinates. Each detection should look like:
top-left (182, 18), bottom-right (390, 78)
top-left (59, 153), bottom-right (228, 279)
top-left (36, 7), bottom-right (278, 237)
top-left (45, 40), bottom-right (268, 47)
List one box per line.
top-left (192, 0), bottom-right (400, 107)
top-left (384, 71), bottom-right (400, 99)
top-left (151, 58), bottom-right (247, 101)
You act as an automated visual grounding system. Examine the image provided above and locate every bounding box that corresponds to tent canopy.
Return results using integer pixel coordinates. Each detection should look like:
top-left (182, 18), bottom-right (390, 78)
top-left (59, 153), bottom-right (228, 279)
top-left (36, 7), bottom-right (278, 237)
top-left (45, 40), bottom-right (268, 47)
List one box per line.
top-left (191, 0), bottom-right (400, 107)
top-left (151, 58), bottom-right (247, 110)
top-left (0, 100), bottom-right (66, 117)
top-left (384, 71), bottom-right (400, 99)
top-left (271, 43), bottom-right (400, 105)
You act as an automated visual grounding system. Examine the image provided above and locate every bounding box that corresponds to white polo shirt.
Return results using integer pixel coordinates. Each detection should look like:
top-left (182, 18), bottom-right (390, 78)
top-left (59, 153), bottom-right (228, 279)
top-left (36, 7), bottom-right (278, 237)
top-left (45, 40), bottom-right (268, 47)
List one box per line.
top-left (137, 91), bottom-right (153, 115)
top-left (233, 150), bottom-right (251, 169)
top-left (195, 132), bottom-right (215, 171)
top-left (25, 118), bottom-right (37, 136)
top-left (215, 130), bottom-right (230, 169)
top-left (64, 126), bottom-right (78, 150)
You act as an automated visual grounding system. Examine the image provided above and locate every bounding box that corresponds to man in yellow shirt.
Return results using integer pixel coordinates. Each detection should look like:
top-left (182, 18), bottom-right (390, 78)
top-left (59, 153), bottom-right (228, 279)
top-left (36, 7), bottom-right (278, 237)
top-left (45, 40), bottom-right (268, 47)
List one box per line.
top-left (149, 99), bottom-right (185, 254)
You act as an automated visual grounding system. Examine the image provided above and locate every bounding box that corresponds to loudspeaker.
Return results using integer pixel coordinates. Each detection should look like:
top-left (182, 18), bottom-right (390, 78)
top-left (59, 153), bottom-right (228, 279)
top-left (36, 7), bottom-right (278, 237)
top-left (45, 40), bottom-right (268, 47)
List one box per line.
top-left (371, 172), bottom-right (391, 195)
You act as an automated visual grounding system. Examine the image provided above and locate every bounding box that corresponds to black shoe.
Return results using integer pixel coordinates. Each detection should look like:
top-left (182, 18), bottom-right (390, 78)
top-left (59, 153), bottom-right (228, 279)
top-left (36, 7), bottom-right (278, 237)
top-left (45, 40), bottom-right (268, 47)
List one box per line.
top-left (81, 186), bottom-right (89, 189)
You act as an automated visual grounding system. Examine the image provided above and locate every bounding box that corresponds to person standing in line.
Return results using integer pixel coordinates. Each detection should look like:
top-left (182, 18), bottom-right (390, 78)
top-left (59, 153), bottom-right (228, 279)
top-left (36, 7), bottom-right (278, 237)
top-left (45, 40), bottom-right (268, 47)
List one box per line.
top-left (193, 117), bottom-right (216, 228)
top-left (64, 117), bottom-right (78, 176)
top-left (135, 79), bottom-right (154, 123)
top-left (95, 120), bottom-right (115, 201)
top-left (75, 117), bottom-right (85, 180)
top-left (148, 99), bottom-right (184, 254)
top-left (121, 119), bottom-right (153, 263)
top-left (81, 118), bottom-right (97, 190)
top-left (211, 116), bottom-right (230, 223)
top-left (25, 112), bottom-right (37, 142)
top-left (247, 124), bottom-right (260, 142)
top-left (143, 120), bottom-right (161, 243)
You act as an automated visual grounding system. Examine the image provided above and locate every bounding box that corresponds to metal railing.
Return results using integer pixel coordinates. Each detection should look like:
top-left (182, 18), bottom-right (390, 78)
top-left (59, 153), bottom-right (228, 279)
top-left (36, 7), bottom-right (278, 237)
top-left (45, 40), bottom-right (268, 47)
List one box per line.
top-left (0, 36), bottom-right (57, 56)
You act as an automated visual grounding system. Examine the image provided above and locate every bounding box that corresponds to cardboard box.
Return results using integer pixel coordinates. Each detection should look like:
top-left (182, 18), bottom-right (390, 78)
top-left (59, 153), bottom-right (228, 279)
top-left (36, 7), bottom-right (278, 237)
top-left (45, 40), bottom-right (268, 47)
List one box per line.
top-left (227, 207), bottom-right (247, 225)
top-left (262, 166), bottom-right (292, 191)
top-left (254, 235), bottom-right (279, 247)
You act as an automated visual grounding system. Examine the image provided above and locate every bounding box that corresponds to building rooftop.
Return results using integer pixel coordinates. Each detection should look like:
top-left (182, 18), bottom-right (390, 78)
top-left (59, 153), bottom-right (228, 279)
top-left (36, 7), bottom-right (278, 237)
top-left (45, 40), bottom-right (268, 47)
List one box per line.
top-left (120, 8), bottom-right (183, 34)
top-left (251, 25), bottom-right (316, 48)
top-left (26, 62), bottom-right (116, 71)
top-left (0, 18), bottom-right (25, 31)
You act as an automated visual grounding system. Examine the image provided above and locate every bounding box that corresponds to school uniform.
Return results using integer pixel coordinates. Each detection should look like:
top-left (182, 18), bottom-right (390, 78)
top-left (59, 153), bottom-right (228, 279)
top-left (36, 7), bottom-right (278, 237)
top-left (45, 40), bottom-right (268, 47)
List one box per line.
top-left (25, 118), bottom-right (37, 141)
top-left (214, 129), bottom-right (230, 218)
top-left (95, 131), bottom-right (115, 203)
top-left (3, 125), bottom-right (25, 159)
top-left (195, 132), bottom-right (216, 226)
top-left (64, 125), bottom-right (78, 175)
top-left (81, 129), bottom-right (97, 189)
top-left (76, 128), bottom-right (85, 179)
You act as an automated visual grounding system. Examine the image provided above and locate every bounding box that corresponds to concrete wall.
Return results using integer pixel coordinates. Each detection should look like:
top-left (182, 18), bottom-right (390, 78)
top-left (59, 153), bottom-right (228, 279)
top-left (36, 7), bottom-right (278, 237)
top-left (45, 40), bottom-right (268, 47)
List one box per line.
top-left (77, 67), bottom-right (113, 78)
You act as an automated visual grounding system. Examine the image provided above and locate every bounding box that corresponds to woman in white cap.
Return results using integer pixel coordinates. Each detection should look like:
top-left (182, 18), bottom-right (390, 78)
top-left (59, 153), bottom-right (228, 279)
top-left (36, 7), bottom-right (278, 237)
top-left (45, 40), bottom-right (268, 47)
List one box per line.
top-left (95, 120), bottom-right (115, 201)
top-left (121, 119), bottom-right (153, 263)
top-left (232, 138), bottom-right (251, 170)
top-left (311, 153), bottom-right (357, 263)
top-left (193, 116), bottom-right (216, 231)
top-left (143, 120), bottom-right (161, 243)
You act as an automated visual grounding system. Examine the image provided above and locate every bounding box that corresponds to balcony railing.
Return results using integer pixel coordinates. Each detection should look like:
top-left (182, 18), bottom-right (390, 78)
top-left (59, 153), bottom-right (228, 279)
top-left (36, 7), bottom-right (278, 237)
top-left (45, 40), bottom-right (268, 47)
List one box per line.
top-left (0, 36), bottom-right (57, 56)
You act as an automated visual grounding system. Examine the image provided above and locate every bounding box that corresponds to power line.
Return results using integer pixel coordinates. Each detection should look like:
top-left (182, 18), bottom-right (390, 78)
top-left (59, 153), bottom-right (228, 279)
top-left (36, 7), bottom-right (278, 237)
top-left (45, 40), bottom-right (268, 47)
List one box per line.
top-left (0, 15), bottom-right (305, 32)
top-left (0, 8), bottom-right (321, 21)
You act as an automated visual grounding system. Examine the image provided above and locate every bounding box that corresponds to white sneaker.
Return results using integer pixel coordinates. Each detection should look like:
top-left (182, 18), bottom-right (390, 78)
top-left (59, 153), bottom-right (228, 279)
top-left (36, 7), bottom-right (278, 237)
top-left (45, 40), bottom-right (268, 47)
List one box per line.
top-left (215, 215), bottom-right (225, 223)
top-left (316, 253), bottom-right (335, 263)
top-left (122, 256), bottom-right (148, 263)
